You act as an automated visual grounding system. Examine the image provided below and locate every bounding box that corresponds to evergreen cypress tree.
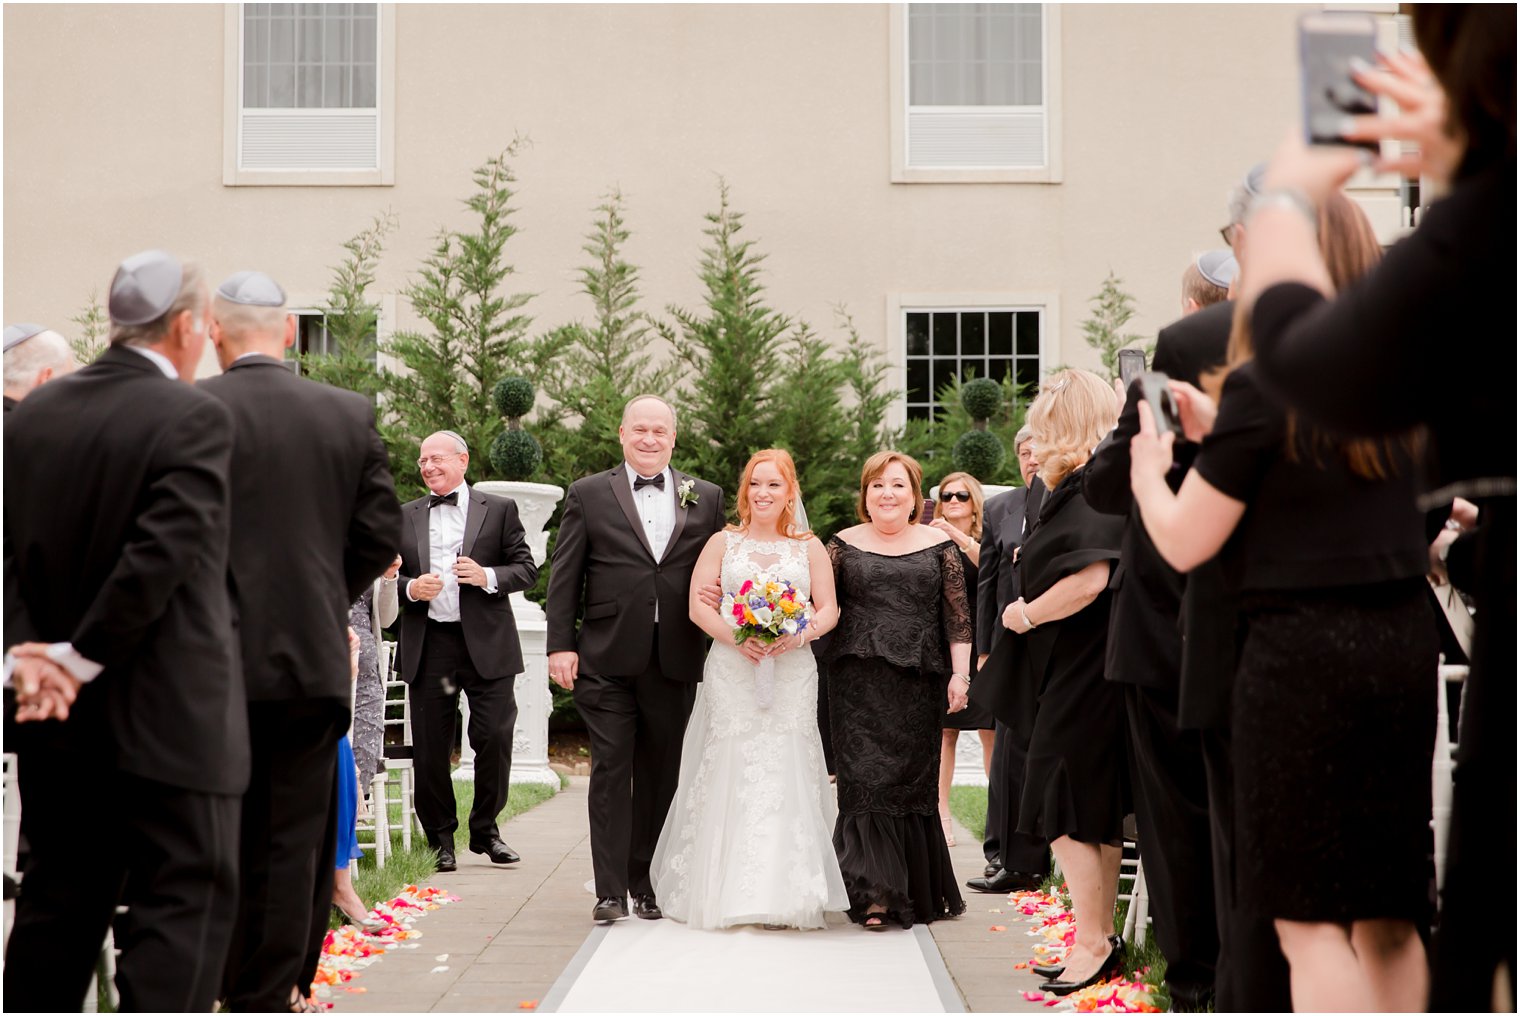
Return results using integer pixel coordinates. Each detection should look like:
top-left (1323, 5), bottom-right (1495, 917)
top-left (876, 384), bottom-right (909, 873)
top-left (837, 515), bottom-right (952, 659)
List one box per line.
top-left (537, 189), bottom-right (680, 481)
top-left (385, 143), bottom-right (547, 485)
top-left (1081, 271), bottom-right (1150, 380)
top-left (658, 180), bottom-right (790, 493)
top-left (68, 292), bottom-right (108, 364)
top-left (300, 210), bottom-right (396, 402)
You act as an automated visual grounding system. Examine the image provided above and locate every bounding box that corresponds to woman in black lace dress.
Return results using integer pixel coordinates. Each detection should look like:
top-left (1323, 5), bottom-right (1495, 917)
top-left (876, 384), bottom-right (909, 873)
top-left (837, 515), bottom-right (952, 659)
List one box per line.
top-left (825, 451), bottom-right (973, 930)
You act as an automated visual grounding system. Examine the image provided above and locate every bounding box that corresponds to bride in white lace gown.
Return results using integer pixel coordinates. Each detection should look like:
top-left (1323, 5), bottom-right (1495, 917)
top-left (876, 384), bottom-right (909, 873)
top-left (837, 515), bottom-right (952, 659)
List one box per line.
top-left (651, 450), bottom-right (849, 929)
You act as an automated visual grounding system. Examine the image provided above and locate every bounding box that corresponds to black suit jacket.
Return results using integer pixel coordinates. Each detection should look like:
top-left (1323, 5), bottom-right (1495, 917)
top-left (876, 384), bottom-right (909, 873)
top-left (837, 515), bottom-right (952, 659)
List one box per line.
top-left (4, 346), bottom-right (250, 795)
top-left (1083, 304), bottom-right (1234, 704)
top-left (969, 477), bottom-right (1044, 728)
top-left (975, 486), bottom-right (1030, 651)
top-left (199, 355), bottom-right (402, 707)
top-left (396, 486), bottom-right (537, 682)
top-left (545, 465), bottom-right (725, 682)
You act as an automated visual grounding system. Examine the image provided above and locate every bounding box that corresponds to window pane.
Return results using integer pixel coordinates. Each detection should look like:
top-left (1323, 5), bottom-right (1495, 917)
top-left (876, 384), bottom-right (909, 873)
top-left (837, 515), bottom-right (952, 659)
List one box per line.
top-left (988, 312), bottom-right (1013, 355)
top-left (323, 65), bottom-right (345, 107)
top-left (1020, 63), bottom-right (1042, 105)
top-left (268, 65), bottom-right (295, 107)
top-left (298, 14), bottom-right (323, 65)
top-left (906, 312), bottom-right (930, 357)
top-left (932, 313), bottom-right (957, 356)
top-left (1016, 311), bottom-right (1040, 355)
top-left (269, 15), bottom-right (294, 62)
top-left (990, 357), bottom-right (1013, 383)
top-left (907, 360), bottom-right (929, 404)
top-left (324, 14), bottom-right (349, 61)
top-left (298, 64), bottom-right (323, 106)
top-left (932, 359), bottom-right (956, 399)
top-left (961, 312), bottom-right (985, 355)
top-left (354, 13), bottom-right (376, 63)
top-left (248, 64), bottom-right (268, 107)
top-left (353, 63), bottom-right (376, 107)
top-left (1016, 359), bottom-right (1038, 387)
top-left (908, 404), bottom-right (932, 422)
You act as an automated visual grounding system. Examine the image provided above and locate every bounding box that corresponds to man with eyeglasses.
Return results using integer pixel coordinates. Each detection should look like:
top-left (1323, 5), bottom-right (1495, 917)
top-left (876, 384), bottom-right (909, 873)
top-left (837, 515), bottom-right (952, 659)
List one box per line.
top-left (200, 270), bottom-right (403, 1012)
top-left (394, 431), bottom-right (537, 875)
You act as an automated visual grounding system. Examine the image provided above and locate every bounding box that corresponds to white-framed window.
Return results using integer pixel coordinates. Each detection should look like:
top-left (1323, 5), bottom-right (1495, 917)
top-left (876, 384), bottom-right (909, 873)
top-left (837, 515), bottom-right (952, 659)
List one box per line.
top-left (224, 3), bottom-right (396, 186)
top-left (887, 292), bottom-right (1056, 427)
top-left (282, 307), bottom-right (381, 375)
top-left (889, 3), bottom-right (1062, 183)
top-left (903, 307), bottom-right (1042, 421)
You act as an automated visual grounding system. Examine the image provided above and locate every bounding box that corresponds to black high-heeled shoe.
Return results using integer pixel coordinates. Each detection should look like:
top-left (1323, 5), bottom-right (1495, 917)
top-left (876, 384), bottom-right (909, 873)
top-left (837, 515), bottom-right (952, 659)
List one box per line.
top-left (1041, 942), bottom-right (1123, 996)
top-left (1031, 935), bottom-right (1122, 981)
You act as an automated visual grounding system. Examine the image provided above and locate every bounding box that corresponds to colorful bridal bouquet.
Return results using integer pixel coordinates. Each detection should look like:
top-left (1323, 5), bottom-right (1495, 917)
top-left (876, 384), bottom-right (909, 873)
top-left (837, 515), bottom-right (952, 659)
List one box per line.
top-left (720, 574), bottom-right (815, 646)
top-left (719, 574), bottom-right (815, 708)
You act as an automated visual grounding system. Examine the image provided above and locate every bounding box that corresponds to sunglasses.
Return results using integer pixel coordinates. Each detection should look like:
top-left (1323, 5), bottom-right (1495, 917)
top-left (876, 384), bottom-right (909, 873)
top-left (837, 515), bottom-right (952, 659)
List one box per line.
top-left (940, 491), bottom-right (972, 503)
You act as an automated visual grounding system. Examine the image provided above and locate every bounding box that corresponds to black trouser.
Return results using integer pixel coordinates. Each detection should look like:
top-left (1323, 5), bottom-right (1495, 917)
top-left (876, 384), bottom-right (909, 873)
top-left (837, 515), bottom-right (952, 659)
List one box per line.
top-left (6, 748), bottom-right (239, 1013)
top-left (982, 724), bottom-right (1004, 866)
top-left (574, 640), bottom-right (696, 899)
top-left (408, 619), bottom-right (519, 845)
top-left (992, 720), bottom-right (1051, 876)
top-left (223, 700), bottom-right (346, 1012)
top-left (1200, 728), bottom-right (1292, 1012)
top-left (1124, 684), bottom-right (1218, 1008)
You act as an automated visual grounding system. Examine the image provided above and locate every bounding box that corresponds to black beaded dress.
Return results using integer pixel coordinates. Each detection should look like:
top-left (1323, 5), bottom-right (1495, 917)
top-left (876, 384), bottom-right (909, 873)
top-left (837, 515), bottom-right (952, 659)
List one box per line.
top-left (941, 548), bottom-right (994, 730)
top-left (824, 537), bottom-right (973, 928)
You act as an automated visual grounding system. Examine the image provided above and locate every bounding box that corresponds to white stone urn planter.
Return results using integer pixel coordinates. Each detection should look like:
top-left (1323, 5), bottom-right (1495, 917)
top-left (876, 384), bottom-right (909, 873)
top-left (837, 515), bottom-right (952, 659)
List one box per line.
top-left (453, 480), bottom-right (564, 790)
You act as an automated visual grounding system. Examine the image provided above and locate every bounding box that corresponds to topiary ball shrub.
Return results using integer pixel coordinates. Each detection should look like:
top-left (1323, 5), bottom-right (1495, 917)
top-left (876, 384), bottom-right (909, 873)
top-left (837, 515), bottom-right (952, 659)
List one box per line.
top-left (953, 429), bottom-right (1005, 480)
top-left (493, 376), bottom-right (536, 420)
top-left (960, 377), bottom-right (1002, 422)
top-left (490, 427), bottom-right (543, 481)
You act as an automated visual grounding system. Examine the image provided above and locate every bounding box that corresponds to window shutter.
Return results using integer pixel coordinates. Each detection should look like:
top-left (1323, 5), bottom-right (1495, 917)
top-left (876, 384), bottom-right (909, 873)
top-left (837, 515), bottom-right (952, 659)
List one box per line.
top-left (907, 109), bottom-right (1046, 170)
top-left (239, 110), bottom-right (380, 171)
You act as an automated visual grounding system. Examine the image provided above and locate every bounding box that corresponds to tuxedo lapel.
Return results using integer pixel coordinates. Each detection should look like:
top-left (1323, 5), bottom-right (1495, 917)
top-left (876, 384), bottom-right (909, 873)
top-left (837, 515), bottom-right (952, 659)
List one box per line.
top-left (462, 488), bottom-right (489, 557)
top-left (410, 501), bottom-right (432, 575)
top-left (665, 469), bottom-right (692, 560)
top-left (608, 466), bottom-right (656, 561)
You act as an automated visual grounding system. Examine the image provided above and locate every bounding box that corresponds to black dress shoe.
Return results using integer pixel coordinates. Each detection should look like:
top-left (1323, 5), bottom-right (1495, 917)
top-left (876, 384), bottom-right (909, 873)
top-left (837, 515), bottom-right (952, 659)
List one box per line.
top-left (433, 844), bottom-right (457, 873)
top-left (983, 862), bottom-right (1001, 879)
top-left (469, 836), bottom-right (521, 865)
top-left (1034, 937), bottom-right (1123, 981)
top-left (632, 893), bottom-right (663, 920)
top-left (1042, 945), bottom-right (1123, 997)
top-left (964, 868), bottom-right (1042, 894)
top-left (593, 896), bottom-right (629, 923)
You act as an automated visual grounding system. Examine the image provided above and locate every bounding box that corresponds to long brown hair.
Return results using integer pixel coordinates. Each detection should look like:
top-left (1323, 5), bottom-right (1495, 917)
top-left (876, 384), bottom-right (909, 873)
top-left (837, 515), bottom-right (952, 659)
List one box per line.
top-left (729, 448), bottom-right (811, 540)
top-left (932, 471), bottom-right (985, 540)
top-left (1227, 192), bottom-right (1415, 479)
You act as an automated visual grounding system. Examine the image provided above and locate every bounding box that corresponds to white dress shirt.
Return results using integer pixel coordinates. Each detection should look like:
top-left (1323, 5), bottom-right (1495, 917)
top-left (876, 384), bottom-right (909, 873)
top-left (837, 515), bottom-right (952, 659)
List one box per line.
top-left (407, 481), bottom-right (498, 621)
top-left (123, 343), bottom-right (179, 379)
top-left (627, 464), bottom-right (676, 621)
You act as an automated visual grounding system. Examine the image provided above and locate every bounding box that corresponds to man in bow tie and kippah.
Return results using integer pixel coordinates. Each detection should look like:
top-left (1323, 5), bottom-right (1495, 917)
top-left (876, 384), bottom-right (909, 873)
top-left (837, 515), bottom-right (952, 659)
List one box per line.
top-left (545, 395), bottom-right (725, 923)
top-left (395, 430), bottom-right (537, 874)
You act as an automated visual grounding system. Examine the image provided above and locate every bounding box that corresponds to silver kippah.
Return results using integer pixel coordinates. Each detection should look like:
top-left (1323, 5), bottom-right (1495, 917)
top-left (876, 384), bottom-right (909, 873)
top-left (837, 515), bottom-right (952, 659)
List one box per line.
top-left (3, 322), bottom-right (48, 353)
top-left (1243, 162), bottom-right (1267, 198)
top-left (109, 249), bottom-right (184, 326)
top-left (1196, 249), bottom-right (1240, 289)
top-left (216, 270), bottom-right (287, 307)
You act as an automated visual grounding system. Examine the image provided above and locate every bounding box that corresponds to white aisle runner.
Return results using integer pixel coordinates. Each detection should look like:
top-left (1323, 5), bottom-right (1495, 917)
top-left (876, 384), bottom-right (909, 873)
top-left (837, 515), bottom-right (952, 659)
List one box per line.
top-left (541, 916), bottom-right (964, 1012)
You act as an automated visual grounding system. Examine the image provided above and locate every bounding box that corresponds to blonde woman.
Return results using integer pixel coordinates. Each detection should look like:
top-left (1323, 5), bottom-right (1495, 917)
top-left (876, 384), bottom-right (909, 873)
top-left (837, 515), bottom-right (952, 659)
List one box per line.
top-left (929, 471), bottom-right (994, 848)
top-left (1001, 370), bottom-right (1127, 995)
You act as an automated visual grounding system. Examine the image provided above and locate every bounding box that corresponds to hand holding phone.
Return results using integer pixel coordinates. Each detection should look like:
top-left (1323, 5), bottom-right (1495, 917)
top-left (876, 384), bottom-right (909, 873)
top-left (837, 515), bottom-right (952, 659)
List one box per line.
top-left (1118, 349), bottom-right (1147, 390)
top-left (919, 497), bottom-right (936, 526)
top-left (1138, 371), bottom-right (1184, 438)
top-left (1299, 12), bottom-right (1379, 152)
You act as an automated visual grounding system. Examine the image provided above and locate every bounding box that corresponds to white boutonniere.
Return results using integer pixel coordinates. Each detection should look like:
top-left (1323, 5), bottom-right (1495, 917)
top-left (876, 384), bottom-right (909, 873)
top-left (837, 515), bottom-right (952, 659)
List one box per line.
top-left (677, 478), bottom-right (698, 509)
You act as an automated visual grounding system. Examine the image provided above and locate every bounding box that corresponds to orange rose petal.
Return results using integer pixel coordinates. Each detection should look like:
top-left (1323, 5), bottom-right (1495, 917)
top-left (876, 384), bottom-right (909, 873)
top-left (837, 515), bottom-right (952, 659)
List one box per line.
top-left (519, 1002), bottom-right (539, 1010)
top-left (990, 925), bottom-right (1007, 932)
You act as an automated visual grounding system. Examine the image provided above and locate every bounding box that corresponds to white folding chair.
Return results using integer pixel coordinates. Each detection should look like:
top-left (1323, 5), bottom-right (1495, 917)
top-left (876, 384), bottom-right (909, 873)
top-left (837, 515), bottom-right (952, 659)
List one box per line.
top-left (1433, 662), bottom-right (1467, 890)
top-left (377, 640), bottom-right (420, 851)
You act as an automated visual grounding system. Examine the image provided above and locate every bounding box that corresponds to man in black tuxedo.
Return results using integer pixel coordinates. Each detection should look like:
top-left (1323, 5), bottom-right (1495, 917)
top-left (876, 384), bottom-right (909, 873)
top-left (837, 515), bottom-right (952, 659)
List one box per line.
top-left (545, 395), bottom-right (725, 923)
top-left (199, 270), bottom-right (403, 1012)
top-left (396, 430), bottom-right (538, 872)
top-left (1084, 294), bottom-right (1287, 1011)
top-left (4, 250), bottom-right (248, 1011)
top-left (966, 432), bottom-right (1051, 893)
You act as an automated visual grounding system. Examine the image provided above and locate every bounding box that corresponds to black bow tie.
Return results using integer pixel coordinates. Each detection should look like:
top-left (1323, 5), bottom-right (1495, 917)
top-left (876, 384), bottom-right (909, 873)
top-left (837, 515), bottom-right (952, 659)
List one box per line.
top-left (428, 492), bottom-right (459, 508)
top-left (633, 473), bottom-right (665, 492)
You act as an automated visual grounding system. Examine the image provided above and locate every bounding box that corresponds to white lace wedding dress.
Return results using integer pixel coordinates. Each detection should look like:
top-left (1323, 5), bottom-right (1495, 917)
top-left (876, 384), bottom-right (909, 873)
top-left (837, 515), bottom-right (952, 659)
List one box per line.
top-left (650, 531), bottom-right (849, 929)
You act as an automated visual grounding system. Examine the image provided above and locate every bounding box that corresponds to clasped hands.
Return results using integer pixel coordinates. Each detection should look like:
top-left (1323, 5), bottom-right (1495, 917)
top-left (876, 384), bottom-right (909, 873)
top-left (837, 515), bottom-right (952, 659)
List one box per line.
top-left (8, 643), bottom-right (82, 723)
top-left (697, 582), bottom-right (803, 664)
top-left (409, 556), bottom-right (490, 600)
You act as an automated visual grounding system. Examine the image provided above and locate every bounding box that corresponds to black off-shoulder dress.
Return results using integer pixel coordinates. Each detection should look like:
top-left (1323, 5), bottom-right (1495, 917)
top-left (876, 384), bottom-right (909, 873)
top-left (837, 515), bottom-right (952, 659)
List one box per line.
top-left (824, 537), bottom-right (973, 928)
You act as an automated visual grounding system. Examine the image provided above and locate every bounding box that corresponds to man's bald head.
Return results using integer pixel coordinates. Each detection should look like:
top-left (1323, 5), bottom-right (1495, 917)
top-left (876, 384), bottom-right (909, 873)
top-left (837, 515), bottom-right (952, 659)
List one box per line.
top-left (3, 330), bottom-right (76, 401)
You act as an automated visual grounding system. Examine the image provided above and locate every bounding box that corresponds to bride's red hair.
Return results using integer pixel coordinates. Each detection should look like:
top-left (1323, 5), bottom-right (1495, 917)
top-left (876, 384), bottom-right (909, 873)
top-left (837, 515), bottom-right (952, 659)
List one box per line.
top-left (728, 448), bottom-right (811, 540)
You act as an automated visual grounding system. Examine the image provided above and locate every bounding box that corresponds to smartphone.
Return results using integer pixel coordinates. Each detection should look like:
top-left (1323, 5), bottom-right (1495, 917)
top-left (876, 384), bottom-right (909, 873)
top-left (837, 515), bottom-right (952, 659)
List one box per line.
top-left (1118, 348), bottom-right (1147, 390)
top-left (919, 497), bottom-right (936, 525)
top-left (1299, 12), bottom-right (1378, 152)
top-left (1138, 371), bottom-right (1184, 438)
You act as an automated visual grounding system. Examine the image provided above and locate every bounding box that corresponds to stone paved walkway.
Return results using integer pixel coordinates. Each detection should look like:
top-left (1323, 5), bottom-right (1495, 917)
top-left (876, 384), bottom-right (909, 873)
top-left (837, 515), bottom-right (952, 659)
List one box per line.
top-left (332, 777), bottom-right (1050, 1013)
